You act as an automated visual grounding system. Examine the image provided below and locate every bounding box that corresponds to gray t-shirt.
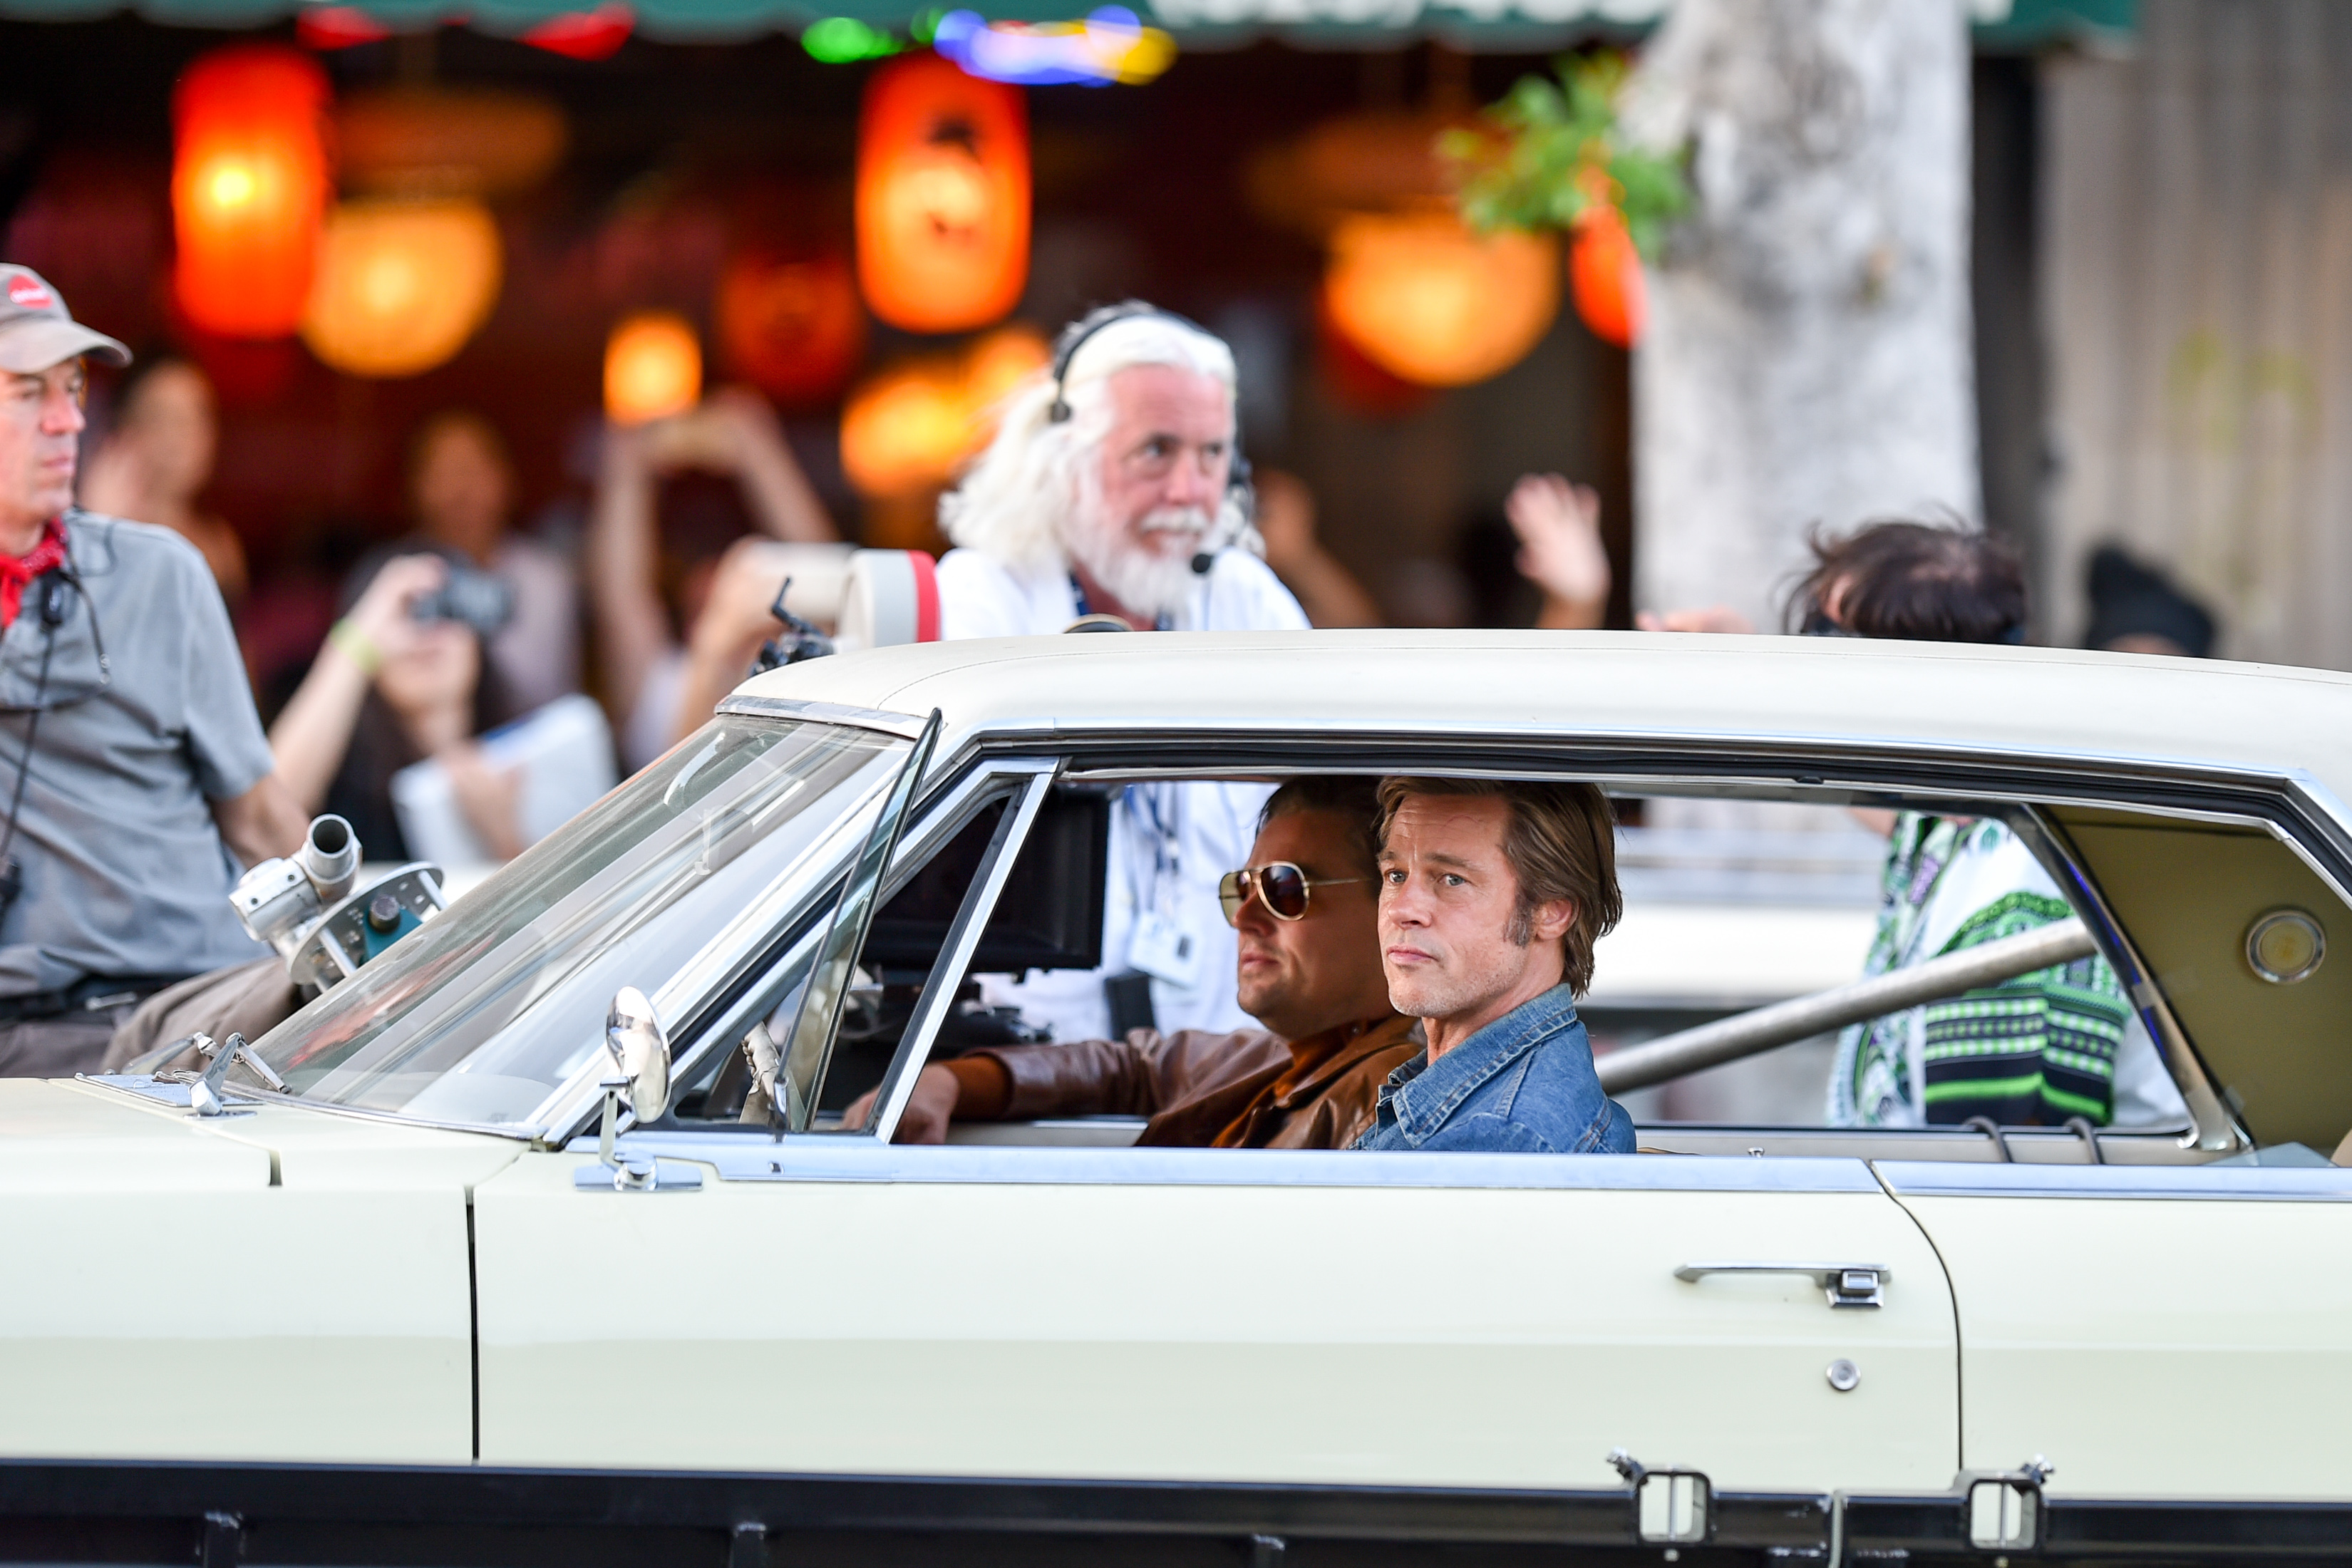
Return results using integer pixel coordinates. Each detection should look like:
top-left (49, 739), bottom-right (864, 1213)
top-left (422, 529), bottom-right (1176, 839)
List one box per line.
top-left (0, 513), bottom-right (274, 994)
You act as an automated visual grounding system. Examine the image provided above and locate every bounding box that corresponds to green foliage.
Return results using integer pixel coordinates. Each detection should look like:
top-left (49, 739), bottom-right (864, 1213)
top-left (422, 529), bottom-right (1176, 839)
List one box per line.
top-left (1443, 52), bottom-right (1691, 259)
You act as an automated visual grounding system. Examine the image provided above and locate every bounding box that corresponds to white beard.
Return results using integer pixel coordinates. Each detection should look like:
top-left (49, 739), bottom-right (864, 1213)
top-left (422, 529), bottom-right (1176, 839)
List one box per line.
top-left (1063, 500), bottom-right (1212, 621)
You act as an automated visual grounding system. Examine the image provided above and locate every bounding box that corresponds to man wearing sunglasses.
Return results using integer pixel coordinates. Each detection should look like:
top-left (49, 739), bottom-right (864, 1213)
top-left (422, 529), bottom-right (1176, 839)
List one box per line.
top-left (847, 777), bottom-right (1418, 1147)
top-left (0, 265), bottom-right (306, 1076)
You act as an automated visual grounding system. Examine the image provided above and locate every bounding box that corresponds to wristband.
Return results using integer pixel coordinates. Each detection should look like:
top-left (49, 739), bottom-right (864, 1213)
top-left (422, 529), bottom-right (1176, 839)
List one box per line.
top-left (328, 618), bottom-right (382, 677)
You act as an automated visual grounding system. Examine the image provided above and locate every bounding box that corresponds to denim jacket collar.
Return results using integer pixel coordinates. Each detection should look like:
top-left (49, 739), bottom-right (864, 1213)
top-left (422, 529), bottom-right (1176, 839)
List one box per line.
top-left (1377, 984), bottom-right (1585, 1147)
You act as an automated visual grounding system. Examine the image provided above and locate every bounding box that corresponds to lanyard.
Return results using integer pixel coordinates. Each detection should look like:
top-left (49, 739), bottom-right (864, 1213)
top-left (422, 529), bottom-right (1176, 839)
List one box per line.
top-left (1120, 780), bottom-right (1182, 915)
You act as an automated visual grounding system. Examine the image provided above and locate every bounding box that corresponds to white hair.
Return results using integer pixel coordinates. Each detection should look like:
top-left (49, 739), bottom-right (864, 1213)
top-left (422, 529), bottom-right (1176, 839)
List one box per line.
top-left (939, 305), bottom-right (1256, 572)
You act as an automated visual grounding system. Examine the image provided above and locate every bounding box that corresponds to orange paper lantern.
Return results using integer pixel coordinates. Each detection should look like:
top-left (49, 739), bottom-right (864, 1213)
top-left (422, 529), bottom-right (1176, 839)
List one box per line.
top-left (855, 54), bottom-right (1030, 334)
top-left (717, 251), bottom-right (866, 408)
top-left (604, 311), bottom-right (703, 425)
top-left (172, 46), bottom-right (331, 340)
top-left (840, 324), bottom-right (1048, 499)
top-left (302, 199), bottom-right (503, 378)
top-left (1322, 211), bottom-right (1558, 388)
top-left (1569, 205), bottom-right (1646, 349)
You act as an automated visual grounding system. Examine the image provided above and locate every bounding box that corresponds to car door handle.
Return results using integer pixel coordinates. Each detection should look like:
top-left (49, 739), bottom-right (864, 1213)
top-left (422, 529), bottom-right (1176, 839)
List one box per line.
top-left (1674, 1262), bottom-right (1888, 1309)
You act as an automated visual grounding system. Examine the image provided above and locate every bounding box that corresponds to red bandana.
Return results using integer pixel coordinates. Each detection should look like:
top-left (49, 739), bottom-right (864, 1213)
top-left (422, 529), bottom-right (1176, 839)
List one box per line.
top-left (0, 520), bottom-right (69, 632)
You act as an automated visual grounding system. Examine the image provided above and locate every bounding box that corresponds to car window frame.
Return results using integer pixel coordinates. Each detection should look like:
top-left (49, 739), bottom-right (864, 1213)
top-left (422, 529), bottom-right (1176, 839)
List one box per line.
top-left (551, 717), bottom-right (2352, 1162)
top-left (537, 755), bottom-right (1062, 1150)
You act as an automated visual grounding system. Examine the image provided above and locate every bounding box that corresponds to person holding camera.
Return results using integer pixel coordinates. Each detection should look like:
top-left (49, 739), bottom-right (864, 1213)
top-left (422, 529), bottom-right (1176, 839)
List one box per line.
top-left (269, 553), bottom-right (525, 864)
top-left (0, 265), bottom-right (308, 1076)
top-left (344, 410), bottom-right (579, 714)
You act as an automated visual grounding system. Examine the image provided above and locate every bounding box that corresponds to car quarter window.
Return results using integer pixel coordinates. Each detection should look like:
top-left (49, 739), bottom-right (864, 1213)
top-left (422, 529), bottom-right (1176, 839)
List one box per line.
top-left (2044, 804), bottom-right (2352, 1154)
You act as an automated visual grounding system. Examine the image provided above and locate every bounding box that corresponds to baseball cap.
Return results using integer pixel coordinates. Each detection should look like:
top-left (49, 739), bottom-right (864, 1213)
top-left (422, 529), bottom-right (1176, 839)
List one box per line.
top-left (0, 265), bottom-right (131, 376)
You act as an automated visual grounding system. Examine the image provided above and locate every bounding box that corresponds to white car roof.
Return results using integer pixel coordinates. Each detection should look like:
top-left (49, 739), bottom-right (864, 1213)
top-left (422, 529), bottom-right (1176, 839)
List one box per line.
top-left (731, 630), bottom-right (2352, 798)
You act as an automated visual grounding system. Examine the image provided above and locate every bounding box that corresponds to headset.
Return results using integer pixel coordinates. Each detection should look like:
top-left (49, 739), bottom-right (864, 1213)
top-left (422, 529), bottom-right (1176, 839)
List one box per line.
top-left (1045, 303), bottom-right (1254, 573)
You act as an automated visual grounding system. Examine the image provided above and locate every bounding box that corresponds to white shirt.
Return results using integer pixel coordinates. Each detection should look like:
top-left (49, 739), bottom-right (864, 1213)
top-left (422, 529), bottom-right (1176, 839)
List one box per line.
top-left (934, 545), bottom-right (1309, 1041)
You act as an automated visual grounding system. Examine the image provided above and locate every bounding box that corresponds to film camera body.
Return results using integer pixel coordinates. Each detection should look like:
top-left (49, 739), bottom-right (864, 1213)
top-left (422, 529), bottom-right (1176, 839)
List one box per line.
top-left (409, 562), bottom-right (515, 638)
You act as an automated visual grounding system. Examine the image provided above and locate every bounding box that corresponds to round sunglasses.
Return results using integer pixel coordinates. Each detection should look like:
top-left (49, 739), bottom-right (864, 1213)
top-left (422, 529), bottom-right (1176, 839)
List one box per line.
top-left (1217, 862), bottom-right (1365, 927)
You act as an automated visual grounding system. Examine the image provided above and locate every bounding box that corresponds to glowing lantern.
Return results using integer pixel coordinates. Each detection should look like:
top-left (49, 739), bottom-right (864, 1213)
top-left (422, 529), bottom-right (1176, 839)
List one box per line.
top-left (717, 252), bottom-right (866, 408)
top-left (522, 4), bottom-right (635, 60)
top-left (605, 311), bottom-right (703, 425)
top-left (301, 200), bottom-right (502, 378)
top-left (855, 54), bottom-right (1030, 334)
top-left (172, 46), bottom-right (331, 339)
top-left (1569, 204), bottom-right (1645, 349)
top-left (1321, 211), bottom-right (1558, 388)
top-left (840, 324), bottom-right (1047, 499)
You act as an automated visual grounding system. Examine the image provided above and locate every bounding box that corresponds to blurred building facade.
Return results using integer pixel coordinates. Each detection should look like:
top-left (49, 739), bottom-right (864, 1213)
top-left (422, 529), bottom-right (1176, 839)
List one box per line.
top-left (2041, 0), bottom-right (2351, 665)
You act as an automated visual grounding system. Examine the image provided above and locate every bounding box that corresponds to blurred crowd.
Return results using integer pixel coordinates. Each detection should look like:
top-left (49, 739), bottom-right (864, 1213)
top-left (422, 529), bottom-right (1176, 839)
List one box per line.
top-left (79, 341), bottom-right (2217, 879)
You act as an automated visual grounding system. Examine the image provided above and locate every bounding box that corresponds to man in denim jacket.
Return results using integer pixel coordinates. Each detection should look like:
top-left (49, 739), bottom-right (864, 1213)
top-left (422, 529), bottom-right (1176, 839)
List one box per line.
top-left (1351, 776), bottom-right (1635, 1155)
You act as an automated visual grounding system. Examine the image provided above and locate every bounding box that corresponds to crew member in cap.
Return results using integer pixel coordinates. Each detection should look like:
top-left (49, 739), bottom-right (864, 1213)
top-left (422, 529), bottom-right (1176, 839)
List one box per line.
top-left (0, 264), bottom-right (305, 1075)
top-left (933, 302), bottom-right (1308, 1043)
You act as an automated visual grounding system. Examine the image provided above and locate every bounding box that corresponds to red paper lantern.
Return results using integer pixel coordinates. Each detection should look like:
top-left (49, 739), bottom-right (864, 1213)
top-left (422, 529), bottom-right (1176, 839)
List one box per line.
top-left (718, 251), bottom-right (866, 407)
top-left (172, 46), bottom-right (331, 340)
top-left (855, 53), bottom-right (1029, 334)
top-left (1569, 204), bottom-right (1645, 349)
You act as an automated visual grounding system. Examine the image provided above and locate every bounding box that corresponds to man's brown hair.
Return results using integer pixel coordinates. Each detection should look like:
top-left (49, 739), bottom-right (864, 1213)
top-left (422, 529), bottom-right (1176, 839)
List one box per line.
top-left (1259, 775), bottom-right (1382, 879)
top-left (1374, 777), bottom-right (1622, 996)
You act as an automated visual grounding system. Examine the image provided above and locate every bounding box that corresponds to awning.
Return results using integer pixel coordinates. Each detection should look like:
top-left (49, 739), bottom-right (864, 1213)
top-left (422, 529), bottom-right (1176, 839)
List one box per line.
top-left (0, 0), bottom-right (2136, 51)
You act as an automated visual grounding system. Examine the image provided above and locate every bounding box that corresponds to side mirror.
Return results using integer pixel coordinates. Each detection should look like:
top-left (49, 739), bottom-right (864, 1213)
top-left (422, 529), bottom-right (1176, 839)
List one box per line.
top-left (594, 986), bottom-right (672, 1182)
top-left (605, 985), bottom-right (672, 1123)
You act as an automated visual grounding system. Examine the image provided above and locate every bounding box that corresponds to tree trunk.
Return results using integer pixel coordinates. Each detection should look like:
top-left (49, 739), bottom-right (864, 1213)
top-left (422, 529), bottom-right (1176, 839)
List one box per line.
top-left (1624, 0), bottom-right (1981, 629)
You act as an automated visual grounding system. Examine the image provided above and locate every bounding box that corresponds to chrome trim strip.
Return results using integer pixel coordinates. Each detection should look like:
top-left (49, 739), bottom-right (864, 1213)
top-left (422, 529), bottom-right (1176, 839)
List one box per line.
top-left (1874, 1160), bottom-right (2352, 1200)
top-left (867, 768), bottom-right (1056, 1143)
top-left (574, 1137), bottom-right (1888, 1193)
top-left (716, 694), bottom-right (929, 739)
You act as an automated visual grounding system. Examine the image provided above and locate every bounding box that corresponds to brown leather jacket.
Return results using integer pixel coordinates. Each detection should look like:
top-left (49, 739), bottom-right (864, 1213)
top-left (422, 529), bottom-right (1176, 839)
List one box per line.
top-left (961, 1013), bottom-right (1421, 1150)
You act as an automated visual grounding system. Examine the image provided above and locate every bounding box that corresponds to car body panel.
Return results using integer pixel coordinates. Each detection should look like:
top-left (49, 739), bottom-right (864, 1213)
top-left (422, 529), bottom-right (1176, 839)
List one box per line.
top-left (1882, 1162), bottom-right (2352, 1502)
top-left (475, 1145), bottom-right (1959, 1492)
top-left (0, 1083), bottom-right (510, 1465)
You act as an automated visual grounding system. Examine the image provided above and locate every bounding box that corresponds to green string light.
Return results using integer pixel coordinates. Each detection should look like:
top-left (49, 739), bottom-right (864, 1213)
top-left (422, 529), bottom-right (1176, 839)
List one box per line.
top-left (802, 16), bottom-right (906, 61)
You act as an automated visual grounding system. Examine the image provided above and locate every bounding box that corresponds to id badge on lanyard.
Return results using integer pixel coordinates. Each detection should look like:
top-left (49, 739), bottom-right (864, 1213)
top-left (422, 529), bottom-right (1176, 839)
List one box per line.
top-left (1122, 781), bottom-right (1200, 989)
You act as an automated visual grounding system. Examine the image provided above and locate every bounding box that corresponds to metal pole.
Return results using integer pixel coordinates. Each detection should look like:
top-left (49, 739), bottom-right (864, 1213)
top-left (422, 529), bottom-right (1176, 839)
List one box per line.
top-left (1596, 917), bottom-right (2098, 1095)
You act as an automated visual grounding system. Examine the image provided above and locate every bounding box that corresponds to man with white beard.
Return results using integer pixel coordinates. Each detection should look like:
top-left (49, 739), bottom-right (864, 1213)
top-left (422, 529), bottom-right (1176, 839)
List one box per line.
top-left (934, 303), bottom-right (1308, 1042)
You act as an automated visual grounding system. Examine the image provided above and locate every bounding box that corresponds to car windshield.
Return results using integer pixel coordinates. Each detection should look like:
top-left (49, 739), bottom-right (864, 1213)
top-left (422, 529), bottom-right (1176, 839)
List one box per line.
top-left (249, 718), bottom-right (907, 1129)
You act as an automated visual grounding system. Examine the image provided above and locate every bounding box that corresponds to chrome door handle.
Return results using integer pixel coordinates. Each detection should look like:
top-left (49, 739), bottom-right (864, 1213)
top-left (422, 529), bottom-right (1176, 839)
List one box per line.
top-left (1675, 1262), bottom-right (1888, 1309)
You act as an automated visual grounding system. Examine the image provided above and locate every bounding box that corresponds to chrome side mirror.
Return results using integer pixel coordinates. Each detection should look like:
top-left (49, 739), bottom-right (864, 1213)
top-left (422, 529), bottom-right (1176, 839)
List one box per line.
top-left (595, 986), bottom-right (672, 1182)
top-left (606, 986), bottom-right (672, 1122)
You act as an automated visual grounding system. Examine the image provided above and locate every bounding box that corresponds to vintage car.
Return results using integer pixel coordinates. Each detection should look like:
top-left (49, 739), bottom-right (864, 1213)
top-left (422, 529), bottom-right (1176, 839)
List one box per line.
top-left (4, 629), bottom-right (2350, 1567)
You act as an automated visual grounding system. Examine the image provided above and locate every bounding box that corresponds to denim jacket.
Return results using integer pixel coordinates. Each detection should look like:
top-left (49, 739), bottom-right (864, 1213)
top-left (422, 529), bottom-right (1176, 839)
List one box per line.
top-left (1349, 984), bottom-right (1635, 1154)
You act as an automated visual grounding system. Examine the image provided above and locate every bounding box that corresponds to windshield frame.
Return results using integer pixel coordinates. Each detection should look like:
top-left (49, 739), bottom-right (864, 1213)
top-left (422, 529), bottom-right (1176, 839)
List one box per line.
top-left (234, 715), bottom-right (916, 1138)
top-left (231, 738), bottom-right (1059, 1148)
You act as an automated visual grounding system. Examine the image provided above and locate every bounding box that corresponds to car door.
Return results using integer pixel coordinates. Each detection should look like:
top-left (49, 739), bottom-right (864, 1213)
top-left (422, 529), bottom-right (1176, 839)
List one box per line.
top-left (471, 741), bottom-right (1961, 1516)
top-left (475, 1140), bottom-right (1956, 1503)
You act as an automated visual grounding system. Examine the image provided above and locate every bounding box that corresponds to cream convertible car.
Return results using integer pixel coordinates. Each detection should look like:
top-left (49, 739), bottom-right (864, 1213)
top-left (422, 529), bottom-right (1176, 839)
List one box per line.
top-left (6, 632), bottom-right (2351, 1567)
